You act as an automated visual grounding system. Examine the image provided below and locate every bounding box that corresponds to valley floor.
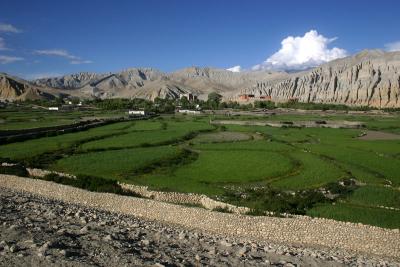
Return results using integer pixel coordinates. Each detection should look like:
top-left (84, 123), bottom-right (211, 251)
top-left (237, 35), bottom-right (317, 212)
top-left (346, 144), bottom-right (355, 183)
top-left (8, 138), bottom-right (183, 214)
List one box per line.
top-left (0, 174), bottom-right (399, 267)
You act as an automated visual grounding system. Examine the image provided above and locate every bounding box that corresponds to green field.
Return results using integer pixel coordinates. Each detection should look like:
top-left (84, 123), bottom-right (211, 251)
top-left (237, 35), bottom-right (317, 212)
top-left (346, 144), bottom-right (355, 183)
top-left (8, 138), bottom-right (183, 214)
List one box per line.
top-left (1, 110), bottom-right (400, 229)
top-left (0, 107), bottom-right (125, 130)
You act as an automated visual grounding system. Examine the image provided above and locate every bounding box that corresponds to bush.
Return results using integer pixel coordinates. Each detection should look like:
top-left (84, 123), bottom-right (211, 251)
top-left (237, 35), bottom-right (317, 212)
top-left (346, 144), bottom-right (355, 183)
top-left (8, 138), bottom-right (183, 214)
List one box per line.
top-left (223, 186), bottom-right (329, 215)
top-left (0, 164), bottom-right (29, 177)
top-left (41, 173), bottom-right (140, 196)
top-left (245, 209), bottom-right (265, 216)
top-left (212, 206), bottom-right (232, 213)
top-left (324, 179), bottom-right (358, 196)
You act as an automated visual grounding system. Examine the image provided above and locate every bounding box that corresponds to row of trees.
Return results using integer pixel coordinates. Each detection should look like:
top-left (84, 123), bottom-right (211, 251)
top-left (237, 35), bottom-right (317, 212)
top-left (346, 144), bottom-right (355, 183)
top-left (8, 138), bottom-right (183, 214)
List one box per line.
top-left (15, 93), bottom-right (383, 112)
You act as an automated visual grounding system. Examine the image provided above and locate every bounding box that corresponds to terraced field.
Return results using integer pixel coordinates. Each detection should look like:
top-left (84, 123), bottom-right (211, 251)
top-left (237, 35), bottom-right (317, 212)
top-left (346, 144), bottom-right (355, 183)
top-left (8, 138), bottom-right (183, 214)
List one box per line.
top-left (1, 111), bottom-right (400, 229)
top-left (0, 108), bottom-right (125, 130)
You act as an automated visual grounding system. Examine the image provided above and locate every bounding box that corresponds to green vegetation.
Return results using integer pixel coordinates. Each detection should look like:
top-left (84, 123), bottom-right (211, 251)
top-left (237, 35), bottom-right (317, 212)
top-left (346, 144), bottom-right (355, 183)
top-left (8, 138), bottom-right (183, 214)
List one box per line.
top-left (0, 121), bottom-right (136, 160)
top-left (212, 206), bottom-right (233, 213)
top-left (1, 109), bottom-right (400, 228)
top-left (80, 120), bottom-right (213, 151)
top-left (132, 149), bottom-right (294, 195)
top-left (0, 164), bottom-right (29, 177)
top-left (346, 186), bottom-right (400, 208)
top-left (0, 107), bottom-right (125, 130)
top-left (307, 203), bottom-right (400, 229)
top-left (224, 186), bottom-right (328, 215)
top-left (270, 152), bottom-right (348, 190)
top-left (52, 146), bottom-right (181, 179)
top-left (40, 173), bottom-right (139, 196)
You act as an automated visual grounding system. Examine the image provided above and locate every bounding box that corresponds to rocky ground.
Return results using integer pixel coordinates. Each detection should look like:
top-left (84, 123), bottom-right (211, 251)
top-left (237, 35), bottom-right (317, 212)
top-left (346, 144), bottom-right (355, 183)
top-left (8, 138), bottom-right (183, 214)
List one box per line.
top-left (1, 188), bottom-right (399, 267)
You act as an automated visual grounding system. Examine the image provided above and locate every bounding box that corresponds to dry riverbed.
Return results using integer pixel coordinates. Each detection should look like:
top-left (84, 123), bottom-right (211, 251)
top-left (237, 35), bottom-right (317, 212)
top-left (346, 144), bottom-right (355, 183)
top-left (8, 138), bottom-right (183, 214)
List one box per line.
top-left (0, 174), bottom-right (399, 266)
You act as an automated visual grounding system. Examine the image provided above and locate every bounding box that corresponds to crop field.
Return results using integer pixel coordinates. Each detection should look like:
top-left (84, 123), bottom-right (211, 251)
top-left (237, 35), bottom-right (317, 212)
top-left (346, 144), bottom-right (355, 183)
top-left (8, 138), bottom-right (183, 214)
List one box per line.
top-left (0, 107), bottom-right (125, 130)
top-left (1, 110), bottom-right (400, 228)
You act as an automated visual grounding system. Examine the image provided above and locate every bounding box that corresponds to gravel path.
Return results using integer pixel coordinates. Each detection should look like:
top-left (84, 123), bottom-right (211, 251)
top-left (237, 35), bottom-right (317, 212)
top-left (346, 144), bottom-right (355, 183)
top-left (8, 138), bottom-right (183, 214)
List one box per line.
top-left (0, 174), bottom-right (399, 266)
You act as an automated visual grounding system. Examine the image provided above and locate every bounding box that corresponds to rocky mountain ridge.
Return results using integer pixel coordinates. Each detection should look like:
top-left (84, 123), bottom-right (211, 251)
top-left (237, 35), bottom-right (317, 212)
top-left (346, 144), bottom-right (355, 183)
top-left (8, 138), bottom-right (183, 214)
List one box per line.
top-left (1, 50), bottom-right (399, 108)
top-left (243, 50), bottom-right (400, 108)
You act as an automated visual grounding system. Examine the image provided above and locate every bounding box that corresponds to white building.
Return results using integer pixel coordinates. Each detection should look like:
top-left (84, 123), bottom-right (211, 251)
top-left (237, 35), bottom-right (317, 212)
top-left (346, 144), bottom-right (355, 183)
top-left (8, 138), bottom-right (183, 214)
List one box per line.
top-left (128, 110), bottom-right (146, 116)
top-left (178, 109), bottom-right (202, 115)
top-left (179, 93), bottom-right (198, 101)
top-left (48, 107), bottom-right (59, 111)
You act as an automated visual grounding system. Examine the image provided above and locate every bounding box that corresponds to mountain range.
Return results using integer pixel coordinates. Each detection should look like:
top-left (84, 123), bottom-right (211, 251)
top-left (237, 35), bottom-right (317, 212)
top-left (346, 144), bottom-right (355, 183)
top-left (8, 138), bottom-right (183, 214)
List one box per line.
top-left (1, 49), bottom-right (399, 108)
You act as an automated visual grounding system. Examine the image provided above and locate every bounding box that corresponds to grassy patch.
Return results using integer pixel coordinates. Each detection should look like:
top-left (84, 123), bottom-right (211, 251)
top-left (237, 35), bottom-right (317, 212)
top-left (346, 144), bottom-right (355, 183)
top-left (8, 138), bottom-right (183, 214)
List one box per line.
top-left (307, 203), bottom-right (400, 229)
top-left (51, 146), bottom-right (180, 180)
top-left (133, 149), bottom-right (294, 195)
top-left (346, 185), bottom-right (400, 209)
top-left (270, 152), bottom-right (347, 190)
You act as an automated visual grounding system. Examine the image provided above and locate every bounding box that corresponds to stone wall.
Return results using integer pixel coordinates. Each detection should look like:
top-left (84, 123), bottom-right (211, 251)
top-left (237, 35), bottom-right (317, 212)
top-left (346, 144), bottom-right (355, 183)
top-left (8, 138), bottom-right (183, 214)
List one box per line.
top-left (20, 166), bottom-right (250, 214)
top-left (211, 120), bottom-right (365, 129)
top-left (118, 183), bottom-right (250, 214)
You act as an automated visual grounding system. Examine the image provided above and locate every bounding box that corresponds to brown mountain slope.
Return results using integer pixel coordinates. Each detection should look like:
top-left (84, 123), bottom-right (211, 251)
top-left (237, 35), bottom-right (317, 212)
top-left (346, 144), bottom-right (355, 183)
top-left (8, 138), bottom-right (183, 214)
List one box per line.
top-left (3, 50), bottom-right (400, 107)
top-left (0, 73), bottom-right (55, 101)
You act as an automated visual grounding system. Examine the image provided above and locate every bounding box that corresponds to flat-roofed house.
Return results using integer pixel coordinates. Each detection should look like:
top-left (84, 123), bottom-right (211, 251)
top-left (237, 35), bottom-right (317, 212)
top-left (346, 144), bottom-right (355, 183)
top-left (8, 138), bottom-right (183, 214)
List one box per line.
top-left (128, 110), bottom-right (146, 116)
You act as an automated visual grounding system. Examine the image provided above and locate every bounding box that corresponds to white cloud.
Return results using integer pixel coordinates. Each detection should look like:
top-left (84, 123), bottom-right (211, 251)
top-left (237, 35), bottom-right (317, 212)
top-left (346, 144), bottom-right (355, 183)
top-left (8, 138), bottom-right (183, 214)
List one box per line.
top-left (253, 30), bottom-right (347, 71)
top-left (227, 65), bottom-right (241, 72)
top-left (0, 37), bottom-right (9, 50)
top-left (25, 72), bottom-right (63, 80)
top-left (34, 49), bottom-right (79, 59)
top-left (34, 49), bottom-right (92, 64)
top-left (70, 59), bottom-right (93, 64)
top-left (0, 55), bottom-right (24, 64)
top-left (0, 23), bottom-right (21, 33)
top-left (385, 41), bottom-right (400, 52)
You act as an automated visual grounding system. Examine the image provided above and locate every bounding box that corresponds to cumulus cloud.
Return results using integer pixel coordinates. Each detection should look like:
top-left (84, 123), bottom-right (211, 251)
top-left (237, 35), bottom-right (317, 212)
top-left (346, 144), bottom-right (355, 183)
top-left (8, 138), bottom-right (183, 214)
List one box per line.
top-left (34, 49), bottom-right (92, 64)
top-left (0, 55), bottom-right (24, 64)
top-left (227, 65), bottom-right (241, 72)
top-left (0, 23), bottom-right (21, 33)
top-left (253, 30), bottom-right (347, 71)
top-left (385, 41), bottom-right (400, 52)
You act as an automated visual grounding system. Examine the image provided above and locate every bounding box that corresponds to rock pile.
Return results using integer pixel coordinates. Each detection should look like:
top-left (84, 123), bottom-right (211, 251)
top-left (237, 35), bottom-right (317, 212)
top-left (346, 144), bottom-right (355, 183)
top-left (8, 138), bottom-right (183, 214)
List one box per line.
top-left (1, 188), bottom-right (398, 266)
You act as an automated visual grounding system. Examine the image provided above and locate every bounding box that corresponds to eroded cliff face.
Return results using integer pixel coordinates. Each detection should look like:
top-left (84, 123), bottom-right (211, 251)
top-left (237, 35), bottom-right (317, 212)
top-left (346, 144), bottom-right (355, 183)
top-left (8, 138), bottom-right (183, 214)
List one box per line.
top-left (242, 50), bottom-right (400, 108)
top-left (2, 50), bottom-right (400, 107)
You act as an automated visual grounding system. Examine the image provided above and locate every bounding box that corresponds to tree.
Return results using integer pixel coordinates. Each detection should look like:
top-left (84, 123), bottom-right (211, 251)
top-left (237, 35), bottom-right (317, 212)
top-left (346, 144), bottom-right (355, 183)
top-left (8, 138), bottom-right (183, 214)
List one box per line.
top-left (207, 92), bottom-right (222, 109)
top-left (71, 97), bottom-right (80, 105)
top-left (179, 96), bottom-right (190, 109)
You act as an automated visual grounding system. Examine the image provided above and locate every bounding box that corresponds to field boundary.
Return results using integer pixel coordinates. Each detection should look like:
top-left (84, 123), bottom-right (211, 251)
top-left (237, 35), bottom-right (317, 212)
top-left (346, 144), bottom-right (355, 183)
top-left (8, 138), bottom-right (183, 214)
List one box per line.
top-left (0, 115), bottom-right (156, 145)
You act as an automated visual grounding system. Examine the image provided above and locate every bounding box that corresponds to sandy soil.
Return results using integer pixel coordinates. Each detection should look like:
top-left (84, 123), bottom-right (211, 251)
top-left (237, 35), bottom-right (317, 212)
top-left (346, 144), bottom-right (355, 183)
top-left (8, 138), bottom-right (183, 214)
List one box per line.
top-left (358, 130), bottom-right (400, 140)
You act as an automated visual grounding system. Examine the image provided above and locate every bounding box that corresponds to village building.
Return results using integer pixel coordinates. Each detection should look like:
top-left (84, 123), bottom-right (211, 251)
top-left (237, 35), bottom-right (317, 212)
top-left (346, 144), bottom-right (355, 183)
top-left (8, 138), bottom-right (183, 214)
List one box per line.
top-left (259, 95), bottom-right (272, 100)
top-left (180, 93), bottom-right (198, 101)
top-left (128, 110), bottom-right (147, 116)
top-left (238, 94), bottom-right (255, 101)
top-left (177, 109), bottom-right (202, 115)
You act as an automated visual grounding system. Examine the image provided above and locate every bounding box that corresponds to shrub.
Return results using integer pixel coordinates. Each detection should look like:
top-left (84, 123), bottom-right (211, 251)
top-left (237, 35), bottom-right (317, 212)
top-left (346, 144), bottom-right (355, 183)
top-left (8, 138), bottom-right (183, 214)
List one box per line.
top-left (324, 179), bottom-right (358, 196)
top-left (223, 186), bottom-right (329, 215)
top-left (245, 209), bottom-right (265, 216)
top-left (0, 164), bottom-right (29, 177)
top-left (212, 206), bottom-right (232, 213)
top-left (41, 173), bottom-right (140, 197)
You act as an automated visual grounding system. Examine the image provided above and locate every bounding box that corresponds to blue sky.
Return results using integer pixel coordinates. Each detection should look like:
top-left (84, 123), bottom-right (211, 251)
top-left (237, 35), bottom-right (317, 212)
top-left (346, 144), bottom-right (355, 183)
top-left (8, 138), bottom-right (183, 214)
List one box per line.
top-left (0, 0), bottom-right (399, 79)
